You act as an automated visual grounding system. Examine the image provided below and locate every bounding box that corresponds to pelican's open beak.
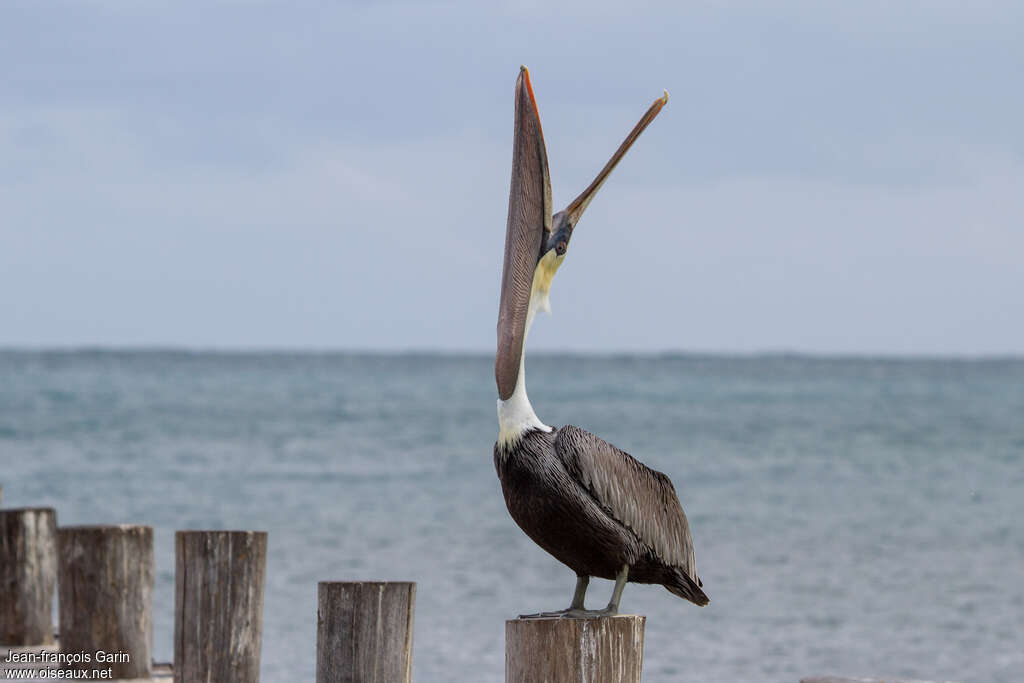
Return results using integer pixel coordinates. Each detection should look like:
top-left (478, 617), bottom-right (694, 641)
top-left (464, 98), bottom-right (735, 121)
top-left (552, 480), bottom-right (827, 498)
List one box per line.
top-left (496, 66), bottom-right (553, 400)
top-left (546, 91), bottom-right (669, 256)
top-left (566, 90), bottom-right (668, 224)
top-left (496, 71), bottom-right (669, 399)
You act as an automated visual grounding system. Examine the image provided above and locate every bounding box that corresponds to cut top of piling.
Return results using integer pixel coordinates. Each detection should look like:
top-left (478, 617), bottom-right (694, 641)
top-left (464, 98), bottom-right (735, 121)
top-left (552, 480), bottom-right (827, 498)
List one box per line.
top-left (506, 615), bottom-right (646, 683)
top-left (0, 507), bottom-right (58, 515)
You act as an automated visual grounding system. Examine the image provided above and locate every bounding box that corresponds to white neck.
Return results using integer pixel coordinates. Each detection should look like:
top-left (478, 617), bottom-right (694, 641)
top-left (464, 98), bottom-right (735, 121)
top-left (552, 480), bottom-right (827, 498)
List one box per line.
top-left (496, 300), bottom-right (549, 447)
top-left (496, 250), bottom-right (563, 447)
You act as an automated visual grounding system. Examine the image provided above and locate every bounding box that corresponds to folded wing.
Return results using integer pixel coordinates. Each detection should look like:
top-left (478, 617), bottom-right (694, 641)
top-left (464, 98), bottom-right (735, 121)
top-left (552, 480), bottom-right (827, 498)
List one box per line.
top-left (555, 425), bottom-right (700, 582)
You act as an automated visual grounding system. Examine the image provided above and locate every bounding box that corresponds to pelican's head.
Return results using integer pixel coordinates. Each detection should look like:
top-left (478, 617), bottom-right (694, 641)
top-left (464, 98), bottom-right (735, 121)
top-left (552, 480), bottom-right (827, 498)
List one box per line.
top-left (495, 66), bottom-right (668, 400)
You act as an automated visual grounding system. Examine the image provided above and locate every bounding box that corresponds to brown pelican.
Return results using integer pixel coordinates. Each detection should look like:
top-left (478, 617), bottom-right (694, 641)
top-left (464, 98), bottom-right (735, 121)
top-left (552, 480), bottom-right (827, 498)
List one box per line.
top-left (494, 66), bottom-right (708, 618)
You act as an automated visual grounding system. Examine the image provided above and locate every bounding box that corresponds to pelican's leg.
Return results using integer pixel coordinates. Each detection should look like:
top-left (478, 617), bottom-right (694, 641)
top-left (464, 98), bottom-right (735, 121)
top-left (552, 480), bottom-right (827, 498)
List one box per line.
top-left (603, 564), bottom-right (629, 614)
top-left (519, 575), bottom-right (590, 619)
top-left (569, 574), bottom-right (589, 609)
top-left (519, 567), bottom-right (629, 619)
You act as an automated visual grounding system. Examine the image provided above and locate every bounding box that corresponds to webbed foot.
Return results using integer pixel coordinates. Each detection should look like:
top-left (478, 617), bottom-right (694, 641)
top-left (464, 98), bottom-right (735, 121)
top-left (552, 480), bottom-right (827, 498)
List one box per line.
top-left (517, 606), bottom-right (618, 619)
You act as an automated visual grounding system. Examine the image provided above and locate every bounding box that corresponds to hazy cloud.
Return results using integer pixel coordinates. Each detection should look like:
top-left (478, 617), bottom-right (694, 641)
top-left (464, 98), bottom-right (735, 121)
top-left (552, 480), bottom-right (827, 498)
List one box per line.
top-left (2, 1), bottom-right (1022, 352)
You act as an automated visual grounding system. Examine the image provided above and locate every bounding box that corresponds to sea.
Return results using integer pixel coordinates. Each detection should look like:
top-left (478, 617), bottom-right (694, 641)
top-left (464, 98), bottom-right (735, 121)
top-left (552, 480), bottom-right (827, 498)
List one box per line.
top-left (1, 351), bottom-right (1021, 682)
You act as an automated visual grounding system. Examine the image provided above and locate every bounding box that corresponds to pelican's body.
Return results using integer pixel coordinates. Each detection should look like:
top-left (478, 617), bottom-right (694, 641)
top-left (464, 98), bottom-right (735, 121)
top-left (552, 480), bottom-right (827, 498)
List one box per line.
top-left (494, 67), bottom-right (707, 617)
top-left (496, 426), bottom-right (706, 604)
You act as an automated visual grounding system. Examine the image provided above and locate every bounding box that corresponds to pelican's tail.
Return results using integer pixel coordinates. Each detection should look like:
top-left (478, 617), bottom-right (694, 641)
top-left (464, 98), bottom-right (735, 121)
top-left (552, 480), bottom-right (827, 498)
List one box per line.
top-left (665, 568), bottom-right (709, 606)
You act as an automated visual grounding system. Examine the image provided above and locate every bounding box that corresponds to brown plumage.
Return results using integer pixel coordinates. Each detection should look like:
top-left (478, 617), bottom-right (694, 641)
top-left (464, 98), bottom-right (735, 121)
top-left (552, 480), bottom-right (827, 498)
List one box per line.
top-left (495, 426), bottom-right (708, 606)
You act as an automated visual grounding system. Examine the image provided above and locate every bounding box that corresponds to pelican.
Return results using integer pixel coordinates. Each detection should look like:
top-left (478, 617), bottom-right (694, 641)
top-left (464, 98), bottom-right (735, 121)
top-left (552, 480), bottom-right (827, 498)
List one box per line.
top-left (494, 67), bottom-right (708, 618)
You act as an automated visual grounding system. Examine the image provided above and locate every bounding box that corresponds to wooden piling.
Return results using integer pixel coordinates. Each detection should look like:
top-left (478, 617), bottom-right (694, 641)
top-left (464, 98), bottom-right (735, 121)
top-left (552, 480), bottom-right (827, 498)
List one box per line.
top-left (174, 530), bottom-right (268, 683)
top-left (0, 508), bottom-right (57, 645)
top-left (57, 524), bottom-right (154, 679)
top-left (505, 615), bottom-right (646, 683)
top-left (316, 581), bottom-right (416, 683)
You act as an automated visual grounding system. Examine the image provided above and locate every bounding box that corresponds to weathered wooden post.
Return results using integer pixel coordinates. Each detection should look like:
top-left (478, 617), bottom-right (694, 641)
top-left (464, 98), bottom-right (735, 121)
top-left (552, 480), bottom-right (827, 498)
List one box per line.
top-left (0, 508), bottom-right (57, 645)
top-left (174, 530), bottom-right (268, 683)
top-left (57, 524), bottom-right (154, 679)
top-left (316, 581), bottom-right (416, 683)
top-left (505, 615), bottom-right (646, 683)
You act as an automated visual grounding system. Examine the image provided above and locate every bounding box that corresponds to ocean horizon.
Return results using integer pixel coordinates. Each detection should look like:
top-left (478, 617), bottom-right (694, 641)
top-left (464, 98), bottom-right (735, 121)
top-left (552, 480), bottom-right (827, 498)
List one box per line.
top-left (5, 346), bottom-right (1023, 358)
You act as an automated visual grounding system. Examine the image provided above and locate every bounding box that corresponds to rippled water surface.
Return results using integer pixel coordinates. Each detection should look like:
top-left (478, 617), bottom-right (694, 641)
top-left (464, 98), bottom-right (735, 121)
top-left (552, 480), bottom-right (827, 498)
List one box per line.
top-left (1, 351), bottom-right (1022, 682)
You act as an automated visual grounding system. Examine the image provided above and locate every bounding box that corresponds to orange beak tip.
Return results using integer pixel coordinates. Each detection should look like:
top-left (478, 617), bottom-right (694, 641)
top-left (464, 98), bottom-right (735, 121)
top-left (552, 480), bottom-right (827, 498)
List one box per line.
top-left (519, 66), bottom-right (541, 121)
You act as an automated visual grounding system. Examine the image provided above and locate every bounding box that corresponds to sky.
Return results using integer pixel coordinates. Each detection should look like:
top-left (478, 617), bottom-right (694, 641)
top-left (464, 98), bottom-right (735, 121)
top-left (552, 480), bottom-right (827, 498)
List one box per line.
top-left (2, 1), bottom-right (1022, 354)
